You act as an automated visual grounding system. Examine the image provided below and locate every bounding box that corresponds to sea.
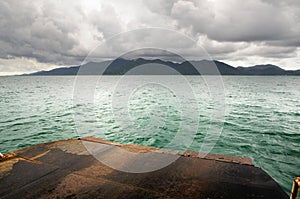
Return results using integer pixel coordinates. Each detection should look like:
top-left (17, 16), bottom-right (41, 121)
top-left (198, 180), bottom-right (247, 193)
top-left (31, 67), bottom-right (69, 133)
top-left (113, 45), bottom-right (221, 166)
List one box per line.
top-left (0, 75), bottom-right (299, 193)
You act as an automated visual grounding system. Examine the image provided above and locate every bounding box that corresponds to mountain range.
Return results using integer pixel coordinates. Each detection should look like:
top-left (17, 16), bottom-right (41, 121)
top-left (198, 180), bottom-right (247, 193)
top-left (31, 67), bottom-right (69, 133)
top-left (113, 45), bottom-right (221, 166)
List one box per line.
top-left (24, 58), bottom-right (300, 76)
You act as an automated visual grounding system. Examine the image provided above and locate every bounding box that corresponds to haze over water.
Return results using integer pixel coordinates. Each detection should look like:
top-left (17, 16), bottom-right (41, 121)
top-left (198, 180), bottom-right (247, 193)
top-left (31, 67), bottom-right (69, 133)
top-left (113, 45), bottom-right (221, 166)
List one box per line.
top-left (0, 76), bottom-right (299, 193)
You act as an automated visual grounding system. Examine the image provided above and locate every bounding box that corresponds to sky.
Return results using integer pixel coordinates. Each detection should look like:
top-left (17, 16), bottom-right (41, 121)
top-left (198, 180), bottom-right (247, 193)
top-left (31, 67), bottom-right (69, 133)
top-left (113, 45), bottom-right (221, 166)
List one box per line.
top-left (0, 0), bottom-right (300, 75)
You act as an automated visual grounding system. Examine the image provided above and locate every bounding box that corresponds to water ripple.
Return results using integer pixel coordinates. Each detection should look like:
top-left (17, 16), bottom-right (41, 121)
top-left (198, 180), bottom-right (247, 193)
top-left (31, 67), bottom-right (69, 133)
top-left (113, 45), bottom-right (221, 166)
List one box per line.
top-left (0, 76), bottom-right (299, 193)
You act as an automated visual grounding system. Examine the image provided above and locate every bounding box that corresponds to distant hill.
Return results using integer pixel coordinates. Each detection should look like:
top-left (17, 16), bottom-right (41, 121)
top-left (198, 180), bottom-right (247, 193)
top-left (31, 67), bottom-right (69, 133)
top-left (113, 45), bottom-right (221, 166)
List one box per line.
top-left (23, 58), bottom-right (300, 76)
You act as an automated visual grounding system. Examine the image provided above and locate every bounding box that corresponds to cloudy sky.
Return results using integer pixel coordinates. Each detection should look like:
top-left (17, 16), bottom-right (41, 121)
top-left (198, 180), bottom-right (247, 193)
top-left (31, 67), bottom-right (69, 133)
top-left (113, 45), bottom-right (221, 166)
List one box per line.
top-left (0, 0), bottom-right (300, 75)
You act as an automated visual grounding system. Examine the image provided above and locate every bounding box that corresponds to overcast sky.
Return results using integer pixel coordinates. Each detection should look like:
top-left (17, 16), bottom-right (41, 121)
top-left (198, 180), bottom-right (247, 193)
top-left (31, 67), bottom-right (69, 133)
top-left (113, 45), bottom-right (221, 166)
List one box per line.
top-left (0, 0), bottom-right (300, 75)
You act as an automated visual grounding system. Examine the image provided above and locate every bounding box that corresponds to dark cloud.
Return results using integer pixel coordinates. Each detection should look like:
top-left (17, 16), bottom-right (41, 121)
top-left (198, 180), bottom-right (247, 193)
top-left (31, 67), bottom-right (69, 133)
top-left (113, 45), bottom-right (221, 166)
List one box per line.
top-left (0, 0), bottom-right (299, 75)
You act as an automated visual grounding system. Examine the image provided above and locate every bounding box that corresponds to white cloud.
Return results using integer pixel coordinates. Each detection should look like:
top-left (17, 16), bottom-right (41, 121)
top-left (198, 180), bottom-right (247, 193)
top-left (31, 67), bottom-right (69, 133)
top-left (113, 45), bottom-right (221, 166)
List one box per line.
top-left (0, 57), bottom-right (61, 76)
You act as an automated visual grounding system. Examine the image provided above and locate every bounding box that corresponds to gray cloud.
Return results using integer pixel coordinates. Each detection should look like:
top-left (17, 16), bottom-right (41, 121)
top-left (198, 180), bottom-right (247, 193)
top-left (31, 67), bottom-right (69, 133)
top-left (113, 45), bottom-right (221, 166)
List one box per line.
top-left (0, 1), bottom-right (80, 64)
top-left (170, 0), bottom-right (299, 42)
top-left (0, 0), bottom-right (300, 75)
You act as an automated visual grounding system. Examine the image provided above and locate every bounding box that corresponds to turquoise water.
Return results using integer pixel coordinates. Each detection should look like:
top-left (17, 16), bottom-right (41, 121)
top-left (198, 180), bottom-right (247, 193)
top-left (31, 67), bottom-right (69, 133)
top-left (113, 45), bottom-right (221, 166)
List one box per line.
top-left (0, 76), bottom-right (299, 193)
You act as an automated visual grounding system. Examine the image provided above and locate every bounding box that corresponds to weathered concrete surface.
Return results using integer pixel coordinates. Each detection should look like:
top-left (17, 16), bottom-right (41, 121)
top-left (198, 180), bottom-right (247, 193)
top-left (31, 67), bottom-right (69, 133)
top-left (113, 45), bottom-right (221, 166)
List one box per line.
top-left (0, 137), bottom-right (288, 199)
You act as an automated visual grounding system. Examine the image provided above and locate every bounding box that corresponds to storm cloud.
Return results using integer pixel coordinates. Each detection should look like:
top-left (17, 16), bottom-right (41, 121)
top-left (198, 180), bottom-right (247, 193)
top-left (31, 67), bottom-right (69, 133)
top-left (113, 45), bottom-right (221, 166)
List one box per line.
top-left (0, 0), bottom-right (299, 75)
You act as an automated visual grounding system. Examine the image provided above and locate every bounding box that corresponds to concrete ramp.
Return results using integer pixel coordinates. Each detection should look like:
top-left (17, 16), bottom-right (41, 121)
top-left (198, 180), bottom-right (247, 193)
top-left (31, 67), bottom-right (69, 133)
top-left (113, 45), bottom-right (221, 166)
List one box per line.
top-left (0, 137), bottom-right (288, 199)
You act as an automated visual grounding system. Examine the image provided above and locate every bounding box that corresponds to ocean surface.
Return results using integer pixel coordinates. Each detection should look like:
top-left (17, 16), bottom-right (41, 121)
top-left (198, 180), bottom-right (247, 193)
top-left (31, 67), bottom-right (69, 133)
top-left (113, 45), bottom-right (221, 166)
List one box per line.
top-left (0, 76), bottom-right (299, 193)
